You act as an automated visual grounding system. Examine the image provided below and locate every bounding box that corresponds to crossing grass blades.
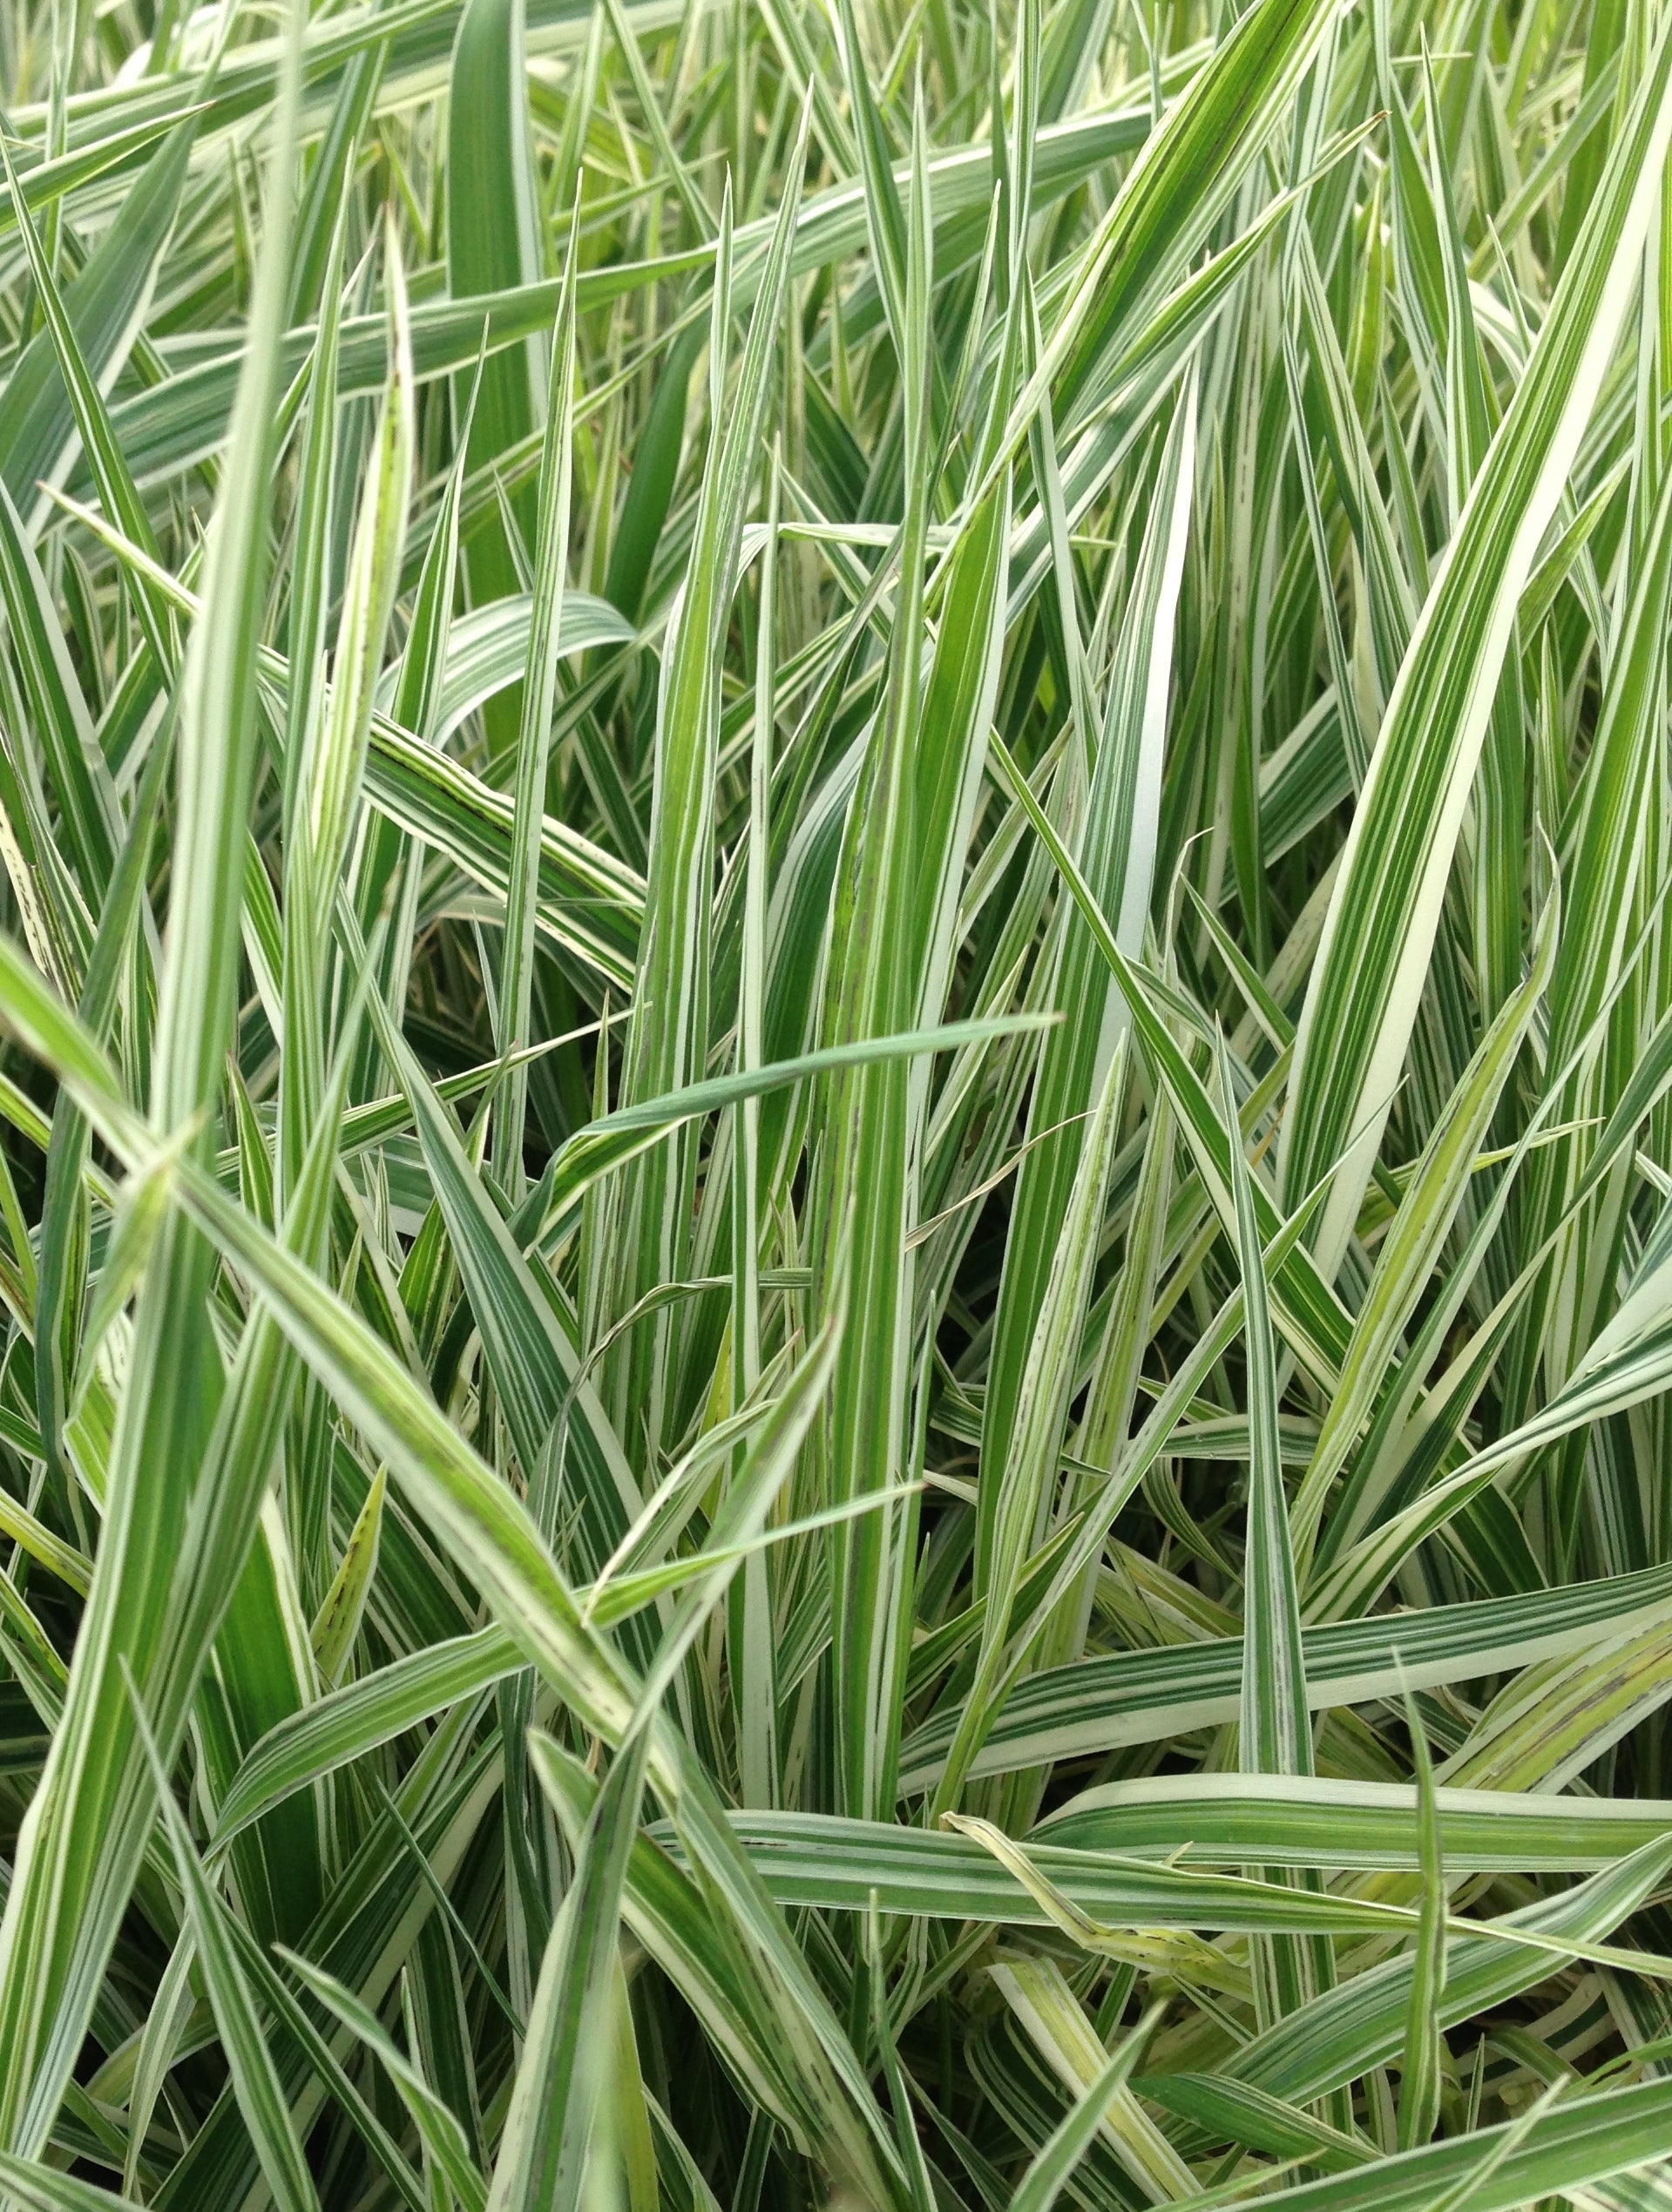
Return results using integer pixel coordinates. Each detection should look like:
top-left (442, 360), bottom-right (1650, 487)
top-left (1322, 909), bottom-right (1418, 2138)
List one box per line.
top-left (5, 0), bottom-right (1672, 2202)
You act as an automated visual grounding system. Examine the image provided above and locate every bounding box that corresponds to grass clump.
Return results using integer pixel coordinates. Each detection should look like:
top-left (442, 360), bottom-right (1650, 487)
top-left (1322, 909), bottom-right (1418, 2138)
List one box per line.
top-left (2, 0), bottom-right (1672, 2203)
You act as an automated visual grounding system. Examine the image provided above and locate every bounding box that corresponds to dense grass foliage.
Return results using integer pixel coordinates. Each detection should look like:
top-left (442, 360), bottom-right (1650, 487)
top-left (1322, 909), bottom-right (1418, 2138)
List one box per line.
top-left (6, 0), bottom-right (1672, 2202)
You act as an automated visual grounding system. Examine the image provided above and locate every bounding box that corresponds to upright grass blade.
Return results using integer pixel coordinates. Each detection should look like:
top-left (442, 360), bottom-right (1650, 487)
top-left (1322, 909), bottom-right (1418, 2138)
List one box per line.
top-left (728, 447), bottom-right (778, 1810)
top-left (128, 1685), bottom-right (322, 2212)
top-left (0, 0), bottom-right (306, 2149)
top-left (815, 88), bottom-right (937, 1823)
top-left (447, 0), bottom-right (545, 620)
top-left (495, 233), bottom-right (577, 1198)
top-left (978, 377), bottom-right (1194, 1600)
top-left (605, 98), bottom-right (809, 1451)
top-left (1283, 7), bottom-right (1672, 1268)
top-left (1007, 2004), bottom-right (1164, 2212)
top-left (931, 1039), bottom-right (1127, 1818)
top-left (1220, 1033), bottom-right (1329, 2033)
top-left (497, 1729), bottom-right (653, 2212)
top-left (1396, 1681), bottom-right (1446, 2152)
